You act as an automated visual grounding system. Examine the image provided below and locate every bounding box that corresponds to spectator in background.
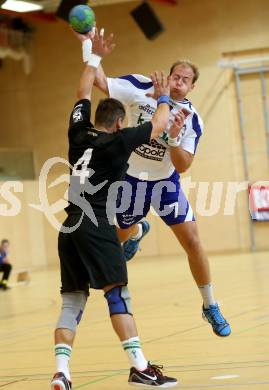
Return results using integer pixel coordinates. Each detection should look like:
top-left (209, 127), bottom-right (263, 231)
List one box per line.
top-left (0, 239), bottom-right (12, 290)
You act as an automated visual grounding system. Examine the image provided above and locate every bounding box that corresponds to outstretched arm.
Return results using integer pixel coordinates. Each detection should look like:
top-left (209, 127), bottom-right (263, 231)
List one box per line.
top-left (150, 71), bottom-right (171, 139)
top-left (73, 29), bottom-right (110, 96)
top-left (94, 63), bottom-right (109, 96)
top-left (74, 29), bottom-right (115, 100)
top-left (120, 71), bottom-right (170, 153)
top-left (77, 63), bottom-right (97, 101)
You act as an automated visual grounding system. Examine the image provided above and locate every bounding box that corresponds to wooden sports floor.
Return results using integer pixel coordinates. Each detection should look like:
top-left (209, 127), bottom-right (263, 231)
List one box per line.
top-left (1, 251), bottom-right (269, 389)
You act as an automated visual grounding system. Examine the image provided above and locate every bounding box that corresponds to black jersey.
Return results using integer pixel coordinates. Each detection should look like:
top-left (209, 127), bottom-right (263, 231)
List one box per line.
top-left (65, 99), bottom-right (152, 219)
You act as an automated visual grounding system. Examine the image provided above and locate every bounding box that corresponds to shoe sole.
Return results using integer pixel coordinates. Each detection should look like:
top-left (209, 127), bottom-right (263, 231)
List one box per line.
top-left (51, 380), bottom-right (68, 390)
top-left (124, 222), bottom-right (150, 262)
top-left (213, 328), bottom-right (231, 337)
top-left (202, 313), bottom-right (231, 337)
top-left (140, 222), bottom-right (150, 242)
top-left (129, 381), bottom-right (178, 388)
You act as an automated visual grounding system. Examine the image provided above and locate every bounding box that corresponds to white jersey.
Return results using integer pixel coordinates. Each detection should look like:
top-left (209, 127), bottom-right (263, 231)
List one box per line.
top-left (107, 74), bottom-right (203, 180)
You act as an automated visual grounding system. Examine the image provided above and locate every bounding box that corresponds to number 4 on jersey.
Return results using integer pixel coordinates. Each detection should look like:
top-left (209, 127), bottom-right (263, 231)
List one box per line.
top-left (72, 148), bottom-right (93, 184)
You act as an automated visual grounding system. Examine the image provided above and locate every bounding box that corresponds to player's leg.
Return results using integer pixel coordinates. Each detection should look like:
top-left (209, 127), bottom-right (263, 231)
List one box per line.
top-left (152, 172), bottom-right (231, 337)
top-left (116, 175), bottom-right (152, 261)
top-left (51, 217), bottom-right (90, 390)
top-left (117, 221), bottom-right (150, 261)
top-left (152, 175), bottom-right (212, 291)
top-left (170, 221), bottom-right (210, 285)
top-left (71, 214), bottom-right (177, 387)
top-left (104, 283), bottom-right (178, 387)
top-left (0, 263), bottom-right (12, 290)
top-left (52, 291), bottom-right (88, 390)
top-left (169, 221), bottom-right (230, 337)
top-left (151, 172), bottom-right (211, 285)
top-left (117, 224), bottom-right (138, 242)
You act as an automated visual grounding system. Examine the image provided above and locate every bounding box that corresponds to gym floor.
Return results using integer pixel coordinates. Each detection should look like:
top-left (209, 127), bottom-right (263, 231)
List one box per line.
top-left (1, 251), bottom-right (269, 389)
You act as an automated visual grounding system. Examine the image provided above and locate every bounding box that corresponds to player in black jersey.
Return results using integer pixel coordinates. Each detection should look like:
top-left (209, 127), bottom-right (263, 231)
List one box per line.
top-left (51, 29), bottom-right (183, 389)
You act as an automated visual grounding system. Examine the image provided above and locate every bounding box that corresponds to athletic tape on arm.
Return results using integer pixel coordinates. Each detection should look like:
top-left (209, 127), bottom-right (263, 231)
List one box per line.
top-left (82, 39), bottom-right (92, 63)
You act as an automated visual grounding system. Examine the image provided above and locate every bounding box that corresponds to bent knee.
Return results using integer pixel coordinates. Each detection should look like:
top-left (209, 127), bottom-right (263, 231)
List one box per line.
top-left (183, 234), bottom-right (203, 254)
top-left (56, 292), bottom-right (87, 332)
top-left (104, 285), bottom-right (132, 316)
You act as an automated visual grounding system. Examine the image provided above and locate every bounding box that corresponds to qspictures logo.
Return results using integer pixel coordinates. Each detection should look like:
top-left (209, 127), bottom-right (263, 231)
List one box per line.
top-left (0, 156), bottom-right (268, 232)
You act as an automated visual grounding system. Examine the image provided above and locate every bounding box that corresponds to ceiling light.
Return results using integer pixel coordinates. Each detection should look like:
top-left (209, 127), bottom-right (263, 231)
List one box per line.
top-left (1, 0), bottom-right (43, 12)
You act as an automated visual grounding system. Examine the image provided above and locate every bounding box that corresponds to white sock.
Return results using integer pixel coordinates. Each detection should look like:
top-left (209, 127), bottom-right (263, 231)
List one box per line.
top-left (122, 336), bottom-right (148, 371)
top-left (55, 343), bottom-right (72, 381)
top-left (131, 223), bottom-right (143, 240)
top-left (198, 283), bottom-right (216, 308)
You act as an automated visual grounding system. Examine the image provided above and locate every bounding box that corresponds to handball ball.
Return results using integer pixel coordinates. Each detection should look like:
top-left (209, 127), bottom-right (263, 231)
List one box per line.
top-left (69, 5), bottom-right (95, 34)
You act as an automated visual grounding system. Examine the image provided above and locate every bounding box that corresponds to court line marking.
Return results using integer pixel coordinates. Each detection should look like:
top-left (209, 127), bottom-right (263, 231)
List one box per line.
top-left (0, 330), bottom-right (54, 348)
top-left (211, 375), bottom-right (240, 380)
top-left (1, 359), bottom-right (269, 379)
top-left (235, 320), bottom-right (269, 335)
top-left (0, 366), bottom-right (267, 389)
top-left (0, 322), bottom-right (55, 339)
top-left (0, 299), bottom-right (56, 321)
top-left (73, 372), bottom-right (122, 389)
top-left (0, 379), bottom-right (27, 388)
top-left (141, 305), bottom-right (264, 345)
top-left (2, 376), bottom-right (269, 389)
top-left (151, 363), bottom-right (269, 374)
top-left (0, 297), bottom-right (264, 349)
top-left (170, 381), bottom-right (269, 388)
top-left (3, 311), bottom-right (256, 352)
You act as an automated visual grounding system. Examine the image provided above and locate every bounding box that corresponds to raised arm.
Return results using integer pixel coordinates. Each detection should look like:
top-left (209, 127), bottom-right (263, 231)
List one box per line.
top-left (73, 29), bottom-right (139, 101)
top-left (77, 29), bottom-right (115, 100)
top-left (150, 72), bottom-right (171, 139)
top-left (73, 29), bottom-right (109, 96)
top-left (77, 63), bottom-right (96, 101)
top-left (94, 63), bottom-right (109, 96)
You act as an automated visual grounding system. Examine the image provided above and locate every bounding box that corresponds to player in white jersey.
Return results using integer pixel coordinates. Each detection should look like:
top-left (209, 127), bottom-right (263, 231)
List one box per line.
top-left (78, 34), bottom-right (230, 337)
top-left (107, 73), bottom-right (201, 182)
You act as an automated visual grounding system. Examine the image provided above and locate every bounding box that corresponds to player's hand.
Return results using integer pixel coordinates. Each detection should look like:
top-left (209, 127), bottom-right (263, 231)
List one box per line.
top-left (70, 26), bottom-right (96, 42)
top-left (169, 110), bottom-right (186, 138)
top-left (146, 71), bottom-right (170, 100)
top-left (92, 27), bottom-right (116, 57)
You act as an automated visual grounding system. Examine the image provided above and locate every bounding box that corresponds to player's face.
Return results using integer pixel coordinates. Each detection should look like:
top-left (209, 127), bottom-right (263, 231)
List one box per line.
top-left (116, 117), bottom-right (125, 131)
top-left (169, 65), bottom-right (195, 100)
top-left (1, 242), bottom-right (9, 252)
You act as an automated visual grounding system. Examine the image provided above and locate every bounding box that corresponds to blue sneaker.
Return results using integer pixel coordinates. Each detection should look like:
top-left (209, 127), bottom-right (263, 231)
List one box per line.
top-left (123, 221), bottom-right (150, 262)
top-left (202, 303), bottom-right (231, 337)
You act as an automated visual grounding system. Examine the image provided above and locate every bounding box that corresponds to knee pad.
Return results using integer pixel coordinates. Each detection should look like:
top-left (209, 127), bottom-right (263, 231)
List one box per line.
top-left (56, 292), bottom-right (87, 333)
top-left (104, 285), bottom-right (132, 316)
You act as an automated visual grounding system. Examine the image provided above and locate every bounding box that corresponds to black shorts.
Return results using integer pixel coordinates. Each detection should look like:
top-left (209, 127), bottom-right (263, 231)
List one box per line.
top-left (58, 213), bottom-right (127, 293)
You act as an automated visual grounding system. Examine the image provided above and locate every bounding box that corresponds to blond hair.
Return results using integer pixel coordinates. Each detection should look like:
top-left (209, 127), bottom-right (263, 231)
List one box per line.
top-left (169, 60), bottom-right (200, 84)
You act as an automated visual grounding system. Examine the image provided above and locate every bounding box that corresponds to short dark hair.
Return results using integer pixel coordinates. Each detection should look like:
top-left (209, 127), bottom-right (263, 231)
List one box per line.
top-left (95, 98), bottom-right (126, 128)
top-left (1, 239), bottom-right (9, 245)
top-left (169, 60), bottom-right (200, 84)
